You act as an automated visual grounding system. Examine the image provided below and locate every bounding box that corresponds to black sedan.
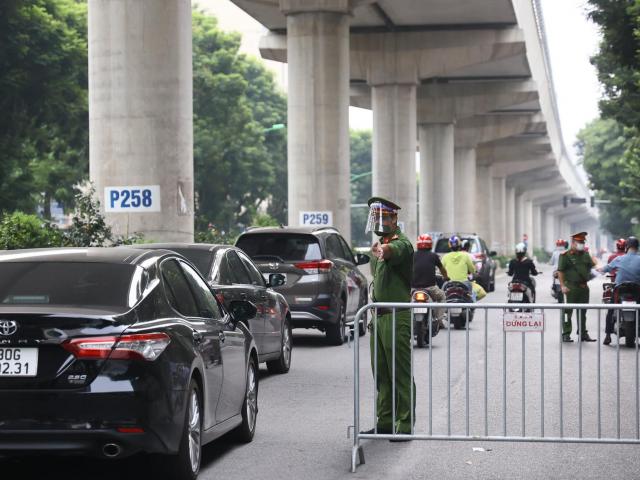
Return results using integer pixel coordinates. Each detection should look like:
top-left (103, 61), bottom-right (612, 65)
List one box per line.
top-left (131, 243), bottom-right (292, 374)
top-left (0, 248), bottom-right (259, 480)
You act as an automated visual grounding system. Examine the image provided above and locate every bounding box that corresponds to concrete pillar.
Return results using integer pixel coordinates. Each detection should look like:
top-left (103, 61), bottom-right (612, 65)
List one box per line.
top-left (89, 0), bottom-right (194, 241)
top-left (524, 200), bottom-right (534, 252)
top-left (454, 147), bottom-right (477, 233)
top-left (506, 186), bottom-right (516, 251)
top-left (515, 193), bottom-right (525, 246)
top-left (476, 164), bottom-right (493, 244)
top-left (372, 84), bottom-right (417, 240)
top-left (532, 204), bottom-right (542, 252)
top-left (418, 123), bottom-right (454, 233)
top-left (491, 176), bottom-right (507, 254)
top-left (285, 5), bottom-right (351, 238)
top-left (544, 210), bottom-right (555, 252)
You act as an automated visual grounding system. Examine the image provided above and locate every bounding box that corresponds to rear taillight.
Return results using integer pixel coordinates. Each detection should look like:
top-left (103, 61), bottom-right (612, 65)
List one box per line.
top-left (62, 333), bottom-right (171, 361)
top-left (510, 284), bottom-right (525, 292)
top-left (413, 291), bottom-right (428, 302)
top-left (473, 253), bottom-right (486, 261)
top-left (294, 259), bottom-right (333, 274)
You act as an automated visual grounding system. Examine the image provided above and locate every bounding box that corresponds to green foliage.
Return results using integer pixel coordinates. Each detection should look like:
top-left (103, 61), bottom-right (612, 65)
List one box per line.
top-left (192, 10), bottom-right (287, 236)
top-left (350, 130), bottom-right (372, 247)
top-left (0, 212), bottom-right (63, 249)
top-left (533, 247), bottom-right (551, 263)
top-left (250, 212), bottom-right (280, 228)
top-left (493, 255), bottom-right (511, 269)
top-left (0, 0), bottom-right (88, 215)
top-left (576, 118), bottom-right (640, 237)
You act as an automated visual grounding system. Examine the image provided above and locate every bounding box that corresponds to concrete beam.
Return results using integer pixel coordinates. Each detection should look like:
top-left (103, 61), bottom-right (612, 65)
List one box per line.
top-left (455, 113), bottom-right (545, 148)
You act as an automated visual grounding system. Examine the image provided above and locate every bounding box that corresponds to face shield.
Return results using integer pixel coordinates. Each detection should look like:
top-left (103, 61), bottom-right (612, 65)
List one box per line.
top-left (365, 202), bottom-right (397, 235)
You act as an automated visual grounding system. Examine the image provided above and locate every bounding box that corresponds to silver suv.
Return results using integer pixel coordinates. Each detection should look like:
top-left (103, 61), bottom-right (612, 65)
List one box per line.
top-left (236, 227), bottom-right (370, 345)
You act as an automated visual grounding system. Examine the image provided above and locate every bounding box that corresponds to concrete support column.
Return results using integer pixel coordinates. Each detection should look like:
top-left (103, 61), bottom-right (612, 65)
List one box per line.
top-left (418, 123), bottom-right (454, 233)
top-left (372, 84), bottom-right (417, 240)
top-left (524, 200), bottom-right (534, 251)
top-left (506, 186), bottom-right (516, 251)
top-left (476, 164), bottom-right (493, 244)
top-left (454, 147), bottom-right (477, 233)
top-left (544, 210), bottom-right (555, 252)
top-left (491, 177), bottom-right (507, 254)
top-left (89, 0), bottom-right (194, 241)
top-left (515, 193), bottom-right (525, 246)
top-left (285, 6), bottom-right (351, 238)
top-left (532, 204), bottom-right (542, 252)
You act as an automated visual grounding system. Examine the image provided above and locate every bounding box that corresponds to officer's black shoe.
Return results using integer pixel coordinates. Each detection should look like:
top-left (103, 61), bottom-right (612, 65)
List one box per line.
top-left (581, 333), bottom-right (596, 342)
top-left (604, 334), bottom-right (612, 345)
top-left (361, 427), bottom-right (391, 435)
top-left (562, 334), bottom-right (574, 343)
top-left (389, 434), bottom-right (412, 443)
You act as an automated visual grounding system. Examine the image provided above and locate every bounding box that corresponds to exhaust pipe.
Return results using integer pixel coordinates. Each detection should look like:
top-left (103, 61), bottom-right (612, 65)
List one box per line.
top-left (102, 443), bottom-right (122, 458)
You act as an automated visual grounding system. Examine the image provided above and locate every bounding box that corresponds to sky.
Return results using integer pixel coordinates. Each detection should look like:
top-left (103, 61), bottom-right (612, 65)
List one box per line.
top-left (199, 0), bottom-right (602, 158)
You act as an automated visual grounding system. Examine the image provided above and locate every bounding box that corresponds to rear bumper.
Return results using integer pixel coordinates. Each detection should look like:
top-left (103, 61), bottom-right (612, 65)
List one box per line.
top-left (0, 386), bottom-right (186, 457)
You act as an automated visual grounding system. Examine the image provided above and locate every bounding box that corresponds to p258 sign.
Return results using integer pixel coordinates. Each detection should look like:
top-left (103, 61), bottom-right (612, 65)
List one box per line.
top-left (299, 211), bottom-right (333, 227)
top-left (104, 185), bottom-right (161, 213)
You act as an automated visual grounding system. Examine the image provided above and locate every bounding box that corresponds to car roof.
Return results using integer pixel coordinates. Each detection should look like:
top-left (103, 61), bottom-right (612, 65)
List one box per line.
top-left (239, 226), bottom-right (340, 236)
top-left (129, 242), bottom-right (223, 252)
top-left (0, 247), bottom-right (168, 266)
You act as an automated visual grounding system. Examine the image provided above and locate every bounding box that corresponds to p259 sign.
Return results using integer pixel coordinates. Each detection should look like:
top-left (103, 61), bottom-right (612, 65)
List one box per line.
top-left (104, 185), bottom-right (161, 213)
top-left (299, 211), bottom-right (333, 227)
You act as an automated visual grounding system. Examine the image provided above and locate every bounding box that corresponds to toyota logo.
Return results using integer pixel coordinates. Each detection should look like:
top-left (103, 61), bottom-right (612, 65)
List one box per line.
top-left (0, 320), bottom-right (18, 336)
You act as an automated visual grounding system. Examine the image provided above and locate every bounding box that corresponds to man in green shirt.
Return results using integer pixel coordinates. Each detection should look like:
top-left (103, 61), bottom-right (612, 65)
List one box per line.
top-left (558, 231), bottom-right (597, 342)
top-left (442, 235), bottom-right (476, 300)
top-left (365, 196), bottom-right (415, 439)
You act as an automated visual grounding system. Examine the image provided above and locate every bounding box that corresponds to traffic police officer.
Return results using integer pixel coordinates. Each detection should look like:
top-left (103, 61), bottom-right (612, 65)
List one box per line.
top-left (365, 197), bottom-right (415, 439)
top-left (558, 232), bottom-right (597, 342)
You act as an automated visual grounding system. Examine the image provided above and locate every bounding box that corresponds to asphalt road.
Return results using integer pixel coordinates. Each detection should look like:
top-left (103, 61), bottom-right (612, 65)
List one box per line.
top-left (4, 269), bottom-right (640, 479)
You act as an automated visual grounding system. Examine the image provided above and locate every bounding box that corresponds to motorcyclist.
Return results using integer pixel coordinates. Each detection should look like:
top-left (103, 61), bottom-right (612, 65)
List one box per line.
top-left (607, 238), bottom-right (627, 283)
top-left (442, 235), bottom-right (476, 301)
top-left (507, 242), bottom-right (539, 302)
top-left (549, 239), bottom-right (568, 272)
top-left (412, 234), bottom-right (448, 327)
top-left (599, 236), bottom-right (640, 345)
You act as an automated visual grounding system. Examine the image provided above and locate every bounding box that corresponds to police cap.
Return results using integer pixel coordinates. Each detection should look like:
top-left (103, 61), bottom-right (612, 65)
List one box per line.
top-left (367, 196), bottom-right (401, 211)
top-left (571, 231), bottom-right (587, 242)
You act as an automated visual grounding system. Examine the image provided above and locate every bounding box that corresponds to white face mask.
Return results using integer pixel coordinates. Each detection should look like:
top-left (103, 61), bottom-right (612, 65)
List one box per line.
top-left (575, 242), bottom-right (585, 252)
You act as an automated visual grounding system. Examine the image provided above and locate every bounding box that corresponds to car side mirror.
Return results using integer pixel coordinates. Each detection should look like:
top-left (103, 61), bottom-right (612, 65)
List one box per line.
top-left (355, 253), bottom-right (370, 266)
top-left (267, 273), bottom-right (286, 288)
top-left (227, 300), bottom-right (257, 328)
top-left (489, 251), bottom-right (497, 257)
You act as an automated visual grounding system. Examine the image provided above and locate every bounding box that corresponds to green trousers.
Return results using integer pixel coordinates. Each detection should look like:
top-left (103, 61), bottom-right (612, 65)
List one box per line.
top-left (370, 310), bottom-right (415, 433)
top-left (563, 285), bottom-right (590, 335)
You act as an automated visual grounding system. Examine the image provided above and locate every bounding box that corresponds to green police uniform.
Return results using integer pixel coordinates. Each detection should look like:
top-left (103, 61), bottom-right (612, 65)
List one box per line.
top-left (370, 226), bottom-right (415, 433)
top-left (558, 247), bottom-right (595, 336)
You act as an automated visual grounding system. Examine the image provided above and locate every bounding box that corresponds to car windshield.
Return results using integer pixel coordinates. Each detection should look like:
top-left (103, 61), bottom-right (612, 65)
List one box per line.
top-left (168, 249), bottom-right (212, 278)
top-left (0, 262), bottom-right (135, 309)
top-left (435, 238), bottom-right (480, 254)
top-left (236, 233), bottom-right (322, 262)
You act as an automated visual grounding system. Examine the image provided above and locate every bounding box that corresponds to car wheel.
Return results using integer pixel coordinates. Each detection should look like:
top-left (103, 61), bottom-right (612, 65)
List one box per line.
top-left (327, 299), bottom-right (346, 345)
top-left (267, 318), bottom-right (292, 374)
top-left (165, 379), bottom-right (202, 480)
top-left (232, 355), bottom-right (259, 443)
top-left (489, 272), bottom-right (496, 292)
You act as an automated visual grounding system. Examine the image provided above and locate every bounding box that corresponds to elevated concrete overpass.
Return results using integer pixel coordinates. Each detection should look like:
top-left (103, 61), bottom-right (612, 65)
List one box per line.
top-left (87, 0), bottom-right (602, 252)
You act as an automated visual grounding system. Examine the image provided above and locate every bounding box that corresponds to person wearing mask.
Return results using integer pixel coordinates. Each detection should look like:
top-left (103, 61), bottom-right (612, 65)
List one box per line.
top-left (412, 234), bottom-right (448, 328)
top-left (365, 197), bottom-right (415, 439)
top-left (558, 232), bottom-right (597, 342)
top-left (507, 242), bottom-right (539, 301)
top-left (599, 237), bottom-right (640, 345)
top-left (442, 235), bottom-right (476, 300)
top-left (601, 239), bottom-right (627, 344)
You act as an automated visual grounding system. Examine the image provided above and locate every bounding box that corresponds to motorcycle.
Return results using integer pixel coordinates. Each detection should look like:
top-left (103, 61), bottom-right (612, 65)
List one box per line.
top-left (613, 282), bottom-right (640, 347)
top-left (443, 281), bottom-right (474, 330)
top-left (551, 272), bottom-right (562, 302)
top-left (411, 288), bottom-right (439, 347)
top-left (507, 278), bottom-right (536, 312)
top-left (602, 274), bottom-right (614, 305)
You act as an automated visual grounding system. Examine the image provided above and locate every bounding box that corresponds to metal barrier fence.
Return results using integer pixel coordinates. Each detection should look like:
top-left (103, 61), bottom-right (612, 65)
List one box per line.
top-left (350, 302), bottom-right (640, 472)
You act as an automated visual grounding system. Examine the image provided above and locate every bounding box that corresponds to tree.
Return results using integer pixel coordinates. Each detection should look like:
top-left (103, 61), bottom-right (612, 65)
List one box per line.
top-left (192, 10), bottom-right (287, 234)
top-left (0, 0), bottom-right (88, 215)
top-left (576, 118), bottom-right (640, 237)
top-left (350, 130), bottom-right (372, 246)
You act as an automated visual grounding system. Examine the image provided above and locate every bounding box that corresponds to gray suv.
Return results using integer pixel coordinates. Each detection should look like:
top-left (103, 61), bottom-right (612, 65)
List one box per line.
top-left (236, 227), bottom-right (370, 345)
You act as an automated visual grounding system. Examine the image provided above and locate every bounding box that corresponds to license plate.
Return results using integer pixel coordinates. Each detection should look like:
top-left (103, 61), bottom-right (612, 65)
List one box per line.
top-left (414, 307), bottom-right (429, 314)
top-left (0, 348), bottom-right (38, 377)
top-left (450, 308), bottom-right (462, 315)
top-left (510, 292), bottom-right (524, 301)
top-left (622, 301), bottom-right (636, 306)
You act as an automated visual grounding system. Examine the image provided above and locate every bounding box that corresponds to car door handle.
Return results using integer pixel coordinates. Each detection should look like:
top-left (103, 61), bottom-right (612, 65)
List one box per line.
top-left (192, 330), bottom-right (203, 344)
top-left (218, 332), bottom-right (226, 343)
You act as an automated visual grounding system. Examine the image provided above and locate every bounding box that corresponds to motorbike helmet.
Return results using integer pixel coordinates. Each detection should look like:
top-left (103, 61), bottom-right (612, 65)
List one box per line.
top-left (627, 236), bottom-right (639, 251)
top-left (416, 234), bottom-right (433, 250)
top-left (515, 242), bottom-right (527, 258)
top-left (461, 239), bottom-right (471, 252)
top-left (448, 235), bottom-right (461, 251)
top-left (616, 238), bottom-right (627, 252)
top-left (555, 239), bottom-right (565, 247)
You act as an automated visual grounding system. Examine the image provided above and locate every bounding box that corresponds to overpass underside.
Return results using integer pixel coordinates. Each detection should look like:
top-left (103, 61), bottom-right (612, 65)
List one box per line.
top-left (88, 0), bottom-right (602, 253)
